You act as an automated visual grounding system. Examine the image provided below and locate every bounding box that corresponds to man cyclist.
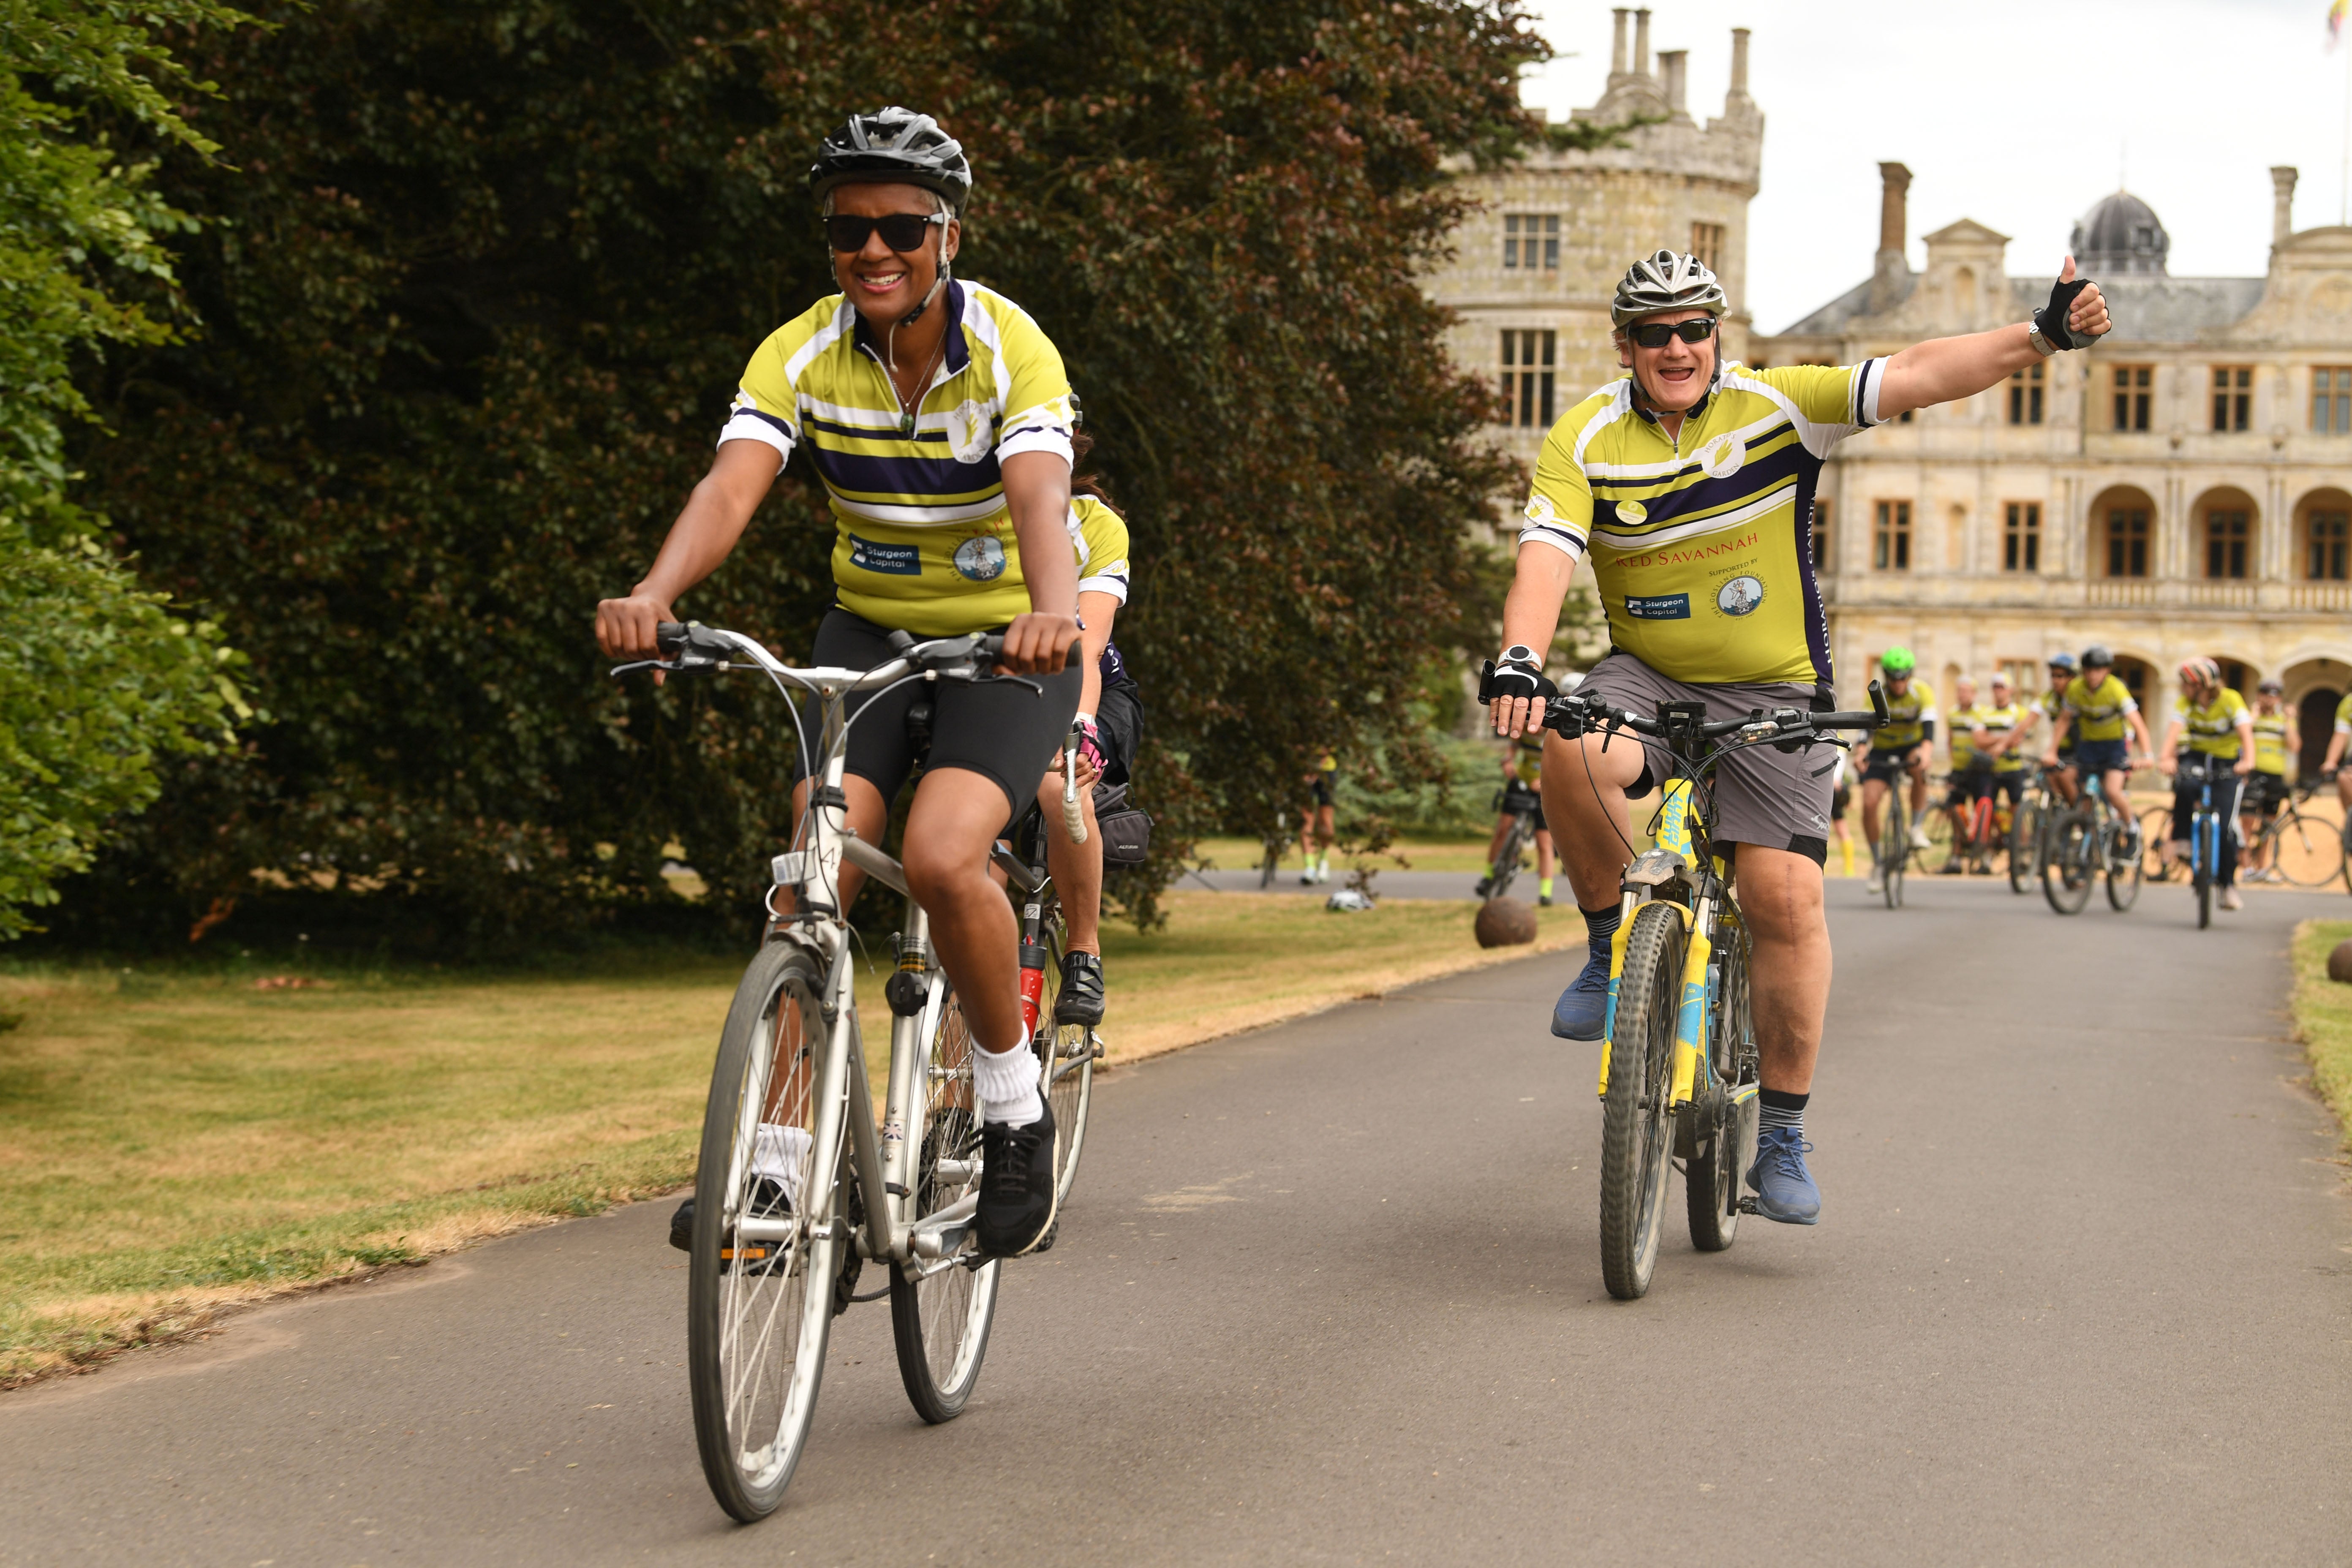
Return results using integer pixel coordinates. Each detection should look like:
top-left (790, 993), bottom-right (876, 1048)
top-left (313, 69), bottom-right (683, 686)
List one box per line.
top-left (1974, 672), bottom-right (2034, 855)
top-left (2040, 652), bottom-right (2081, 806)
top-left (1476, 736), bottom-right (1557, 905)
top-left (1488, 247), bottom-right (2110, 1225)
top-left (1856, 647), bottom-right (1935, 894)
top-left (2321, 691), bottom-right (2352, 822)
top-left (2241, 678), bottom-right (2296, 882)
top-left (596, 108), bottom-right (1081, 1259)
top-left (2156, 657), bottom-right (2254, 911)
top-left (2042, 645), bottom-right (2151, 852)
top-left (1936, 673), bottom-right (1983, 871)
top-left (1298, 751), bottom-right (1337, 885)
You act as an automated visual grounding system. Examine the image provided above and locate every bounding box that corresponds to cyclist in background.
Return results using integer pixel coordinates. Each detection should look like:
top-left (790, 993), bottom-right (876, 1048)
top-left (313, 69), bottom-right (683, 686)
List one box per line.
top-left (597, 108), bottom-right (1081, 1259)
top-left (1856, 647), bottom-right (1935, 894)
top-left (1976, 670), bottom-right (2034, 822)
top-left (1298, 751), bottom-right (1337, 885)
top-left (2322, 691), bottom-right (2352, 819)
top-left (1036, 428), bottom-right (1143, 1026)
top-left (2043, 645), bottom-right (2150, 848)
top-left (1477, 736), bottom-right (1557, 905)
top-left (2040, 652), bottom-right (2081, 806)
top-left (2240, 678), bottom-right (2295, 883)
top-left (1938, 673), bottom-right (1985, 870)
top-left (1829, 748), bottom-right (1856, 879)
top-left (2156, 656), bottom-right (2254, 911)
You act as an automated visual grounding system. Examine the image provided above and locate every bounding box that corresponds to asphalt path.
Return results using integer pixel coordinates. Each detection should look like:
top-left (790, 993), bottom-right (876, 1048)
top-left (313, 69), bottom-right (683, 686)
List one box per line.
top-left (8, 877), bottom-right (2352, 1565)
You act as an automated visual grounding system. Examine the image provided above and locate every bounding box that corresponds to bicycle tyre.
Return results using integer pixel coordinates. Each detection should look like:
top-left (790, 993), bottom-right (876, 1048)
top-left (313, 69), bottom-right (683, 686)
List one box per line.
top-left (2008, 795), bottom-right (2042, 894)
top-left (890, 983), bottom-right (1003, 1424)
top-left (1686, 915), bottom-right (1752, 1254)
top-left (1879, 792), bottom-right (1908, 909)
top-left (1600, 900), bottom-right (1684, 1301)
top-left (688, 941), bottom-right (841, 1522)
top-left (1487, 818), bottom-right (1526, 902)
top-left (2105, 815), bottom-right (2143, 912)
top-left (2042, 811), bottom-right (2093, 915)
top-left (1258, 840), bottom-right (1279, 890)
top-left (2272, 808), bottom-right (2345, 889)
top-left (2137, 806), bottom-right (2174, 882)
top-left (1036, 917), bottom-right (1095, 1206)
top-left (2191, 812), bottom-right (2213, 928)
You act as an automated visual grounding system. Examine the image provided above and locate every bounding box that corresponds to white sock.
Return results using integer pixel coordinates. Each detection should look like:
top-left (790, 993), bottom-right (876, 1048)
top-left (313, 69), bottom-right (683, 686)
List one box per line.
top-left (971, 1043), bottom-right (1043, 1127)
top-left (751, 1124), bottom-right (813, 1211)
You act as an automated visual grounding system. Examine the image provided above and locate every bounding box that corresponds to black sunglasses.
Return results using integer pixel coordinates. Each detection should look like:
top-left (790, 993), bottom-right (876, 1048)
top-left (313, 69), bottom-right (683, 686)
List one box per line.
top-left (1627, 318), bottom-right (1718, 349)
top-left (824, 211), bottom-right (950, 253)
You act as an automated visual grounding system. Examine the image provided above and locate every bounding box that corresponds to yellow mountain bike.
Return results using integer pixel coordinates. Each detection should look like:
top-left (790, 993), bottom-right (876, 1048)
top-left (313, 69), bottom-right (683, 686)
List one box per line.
top-left (1539, 685), bottom-right (1887, 1300)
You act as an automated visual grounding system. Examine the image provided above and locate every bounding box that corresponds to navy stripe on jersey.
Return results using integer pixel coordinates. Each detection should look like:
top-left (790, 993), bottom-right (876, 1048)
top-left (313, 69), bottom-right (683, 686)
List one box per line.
top-left (1599, 439), bottom-right (1809, 531)
top-left (808, 444), bottom-right (1002, 501)
top-left (1586, 425), bottom-right (1791, 495)
top-left (804, 412), bottom-right (940, 442)
top-left (1793, 468), bottom-right (1832, 688)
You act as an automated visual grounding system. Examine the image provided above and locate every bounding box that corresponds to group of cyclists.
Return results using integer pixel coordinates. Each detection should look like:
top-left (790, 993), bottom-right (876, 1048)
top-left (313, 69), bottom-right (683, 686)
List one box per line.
top-left (598, 105), bottom-right (2126, 1258)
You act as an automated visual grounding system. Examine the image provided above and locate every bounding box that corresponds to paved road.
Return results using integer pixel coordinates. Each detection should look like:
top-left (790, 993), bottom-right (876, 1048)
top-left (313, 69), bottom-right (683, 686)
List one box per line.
top-left (8, 879), bottom-right (2352, 1565)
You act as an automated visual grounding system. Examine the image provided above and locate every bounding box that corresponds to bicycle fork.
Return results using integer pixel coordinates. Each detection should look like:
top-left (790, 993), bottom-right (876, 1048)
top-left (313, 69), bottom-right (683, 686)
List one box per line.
top-left (1592, 892), bottom-right (1718, 1112)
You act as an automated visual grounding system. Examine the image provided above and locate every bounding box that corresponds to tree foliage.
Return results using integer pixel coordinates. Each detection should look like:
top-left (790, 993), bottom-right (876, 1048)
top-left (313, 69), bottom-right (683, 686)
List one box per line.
top-left (67, 0), bottom-right (1546, 944)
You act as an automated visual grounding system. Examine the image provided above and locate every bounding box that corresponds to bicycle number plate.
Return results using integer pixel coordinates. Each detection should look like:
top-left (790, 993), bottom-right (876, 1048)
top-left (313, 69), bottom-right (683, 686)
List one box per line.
top-left (770, 847), bottom-right (841, 887)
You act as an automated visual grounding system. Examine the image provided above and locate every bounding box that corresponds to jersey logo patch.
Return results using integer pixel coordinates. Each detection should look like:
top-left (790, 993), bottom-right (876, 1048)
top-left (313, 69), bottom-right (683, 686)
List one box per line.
top-left (848, 535), bottom-right (920, 576)
top-left (953, 536), bottom-right (1007, 581)
top-left (1624, 592), bottom-right (1690, 621)
top-left (1614, 499), bottom-right (1648, 525)
top-left (944, 399), bottom-right (995, 464)
top-left (1715, 575), bottom-right (1764, 616)
top-left (1697, 435), bottom-right (1745, 479)
top-left (1524, 493), bottom-right (1557, 527)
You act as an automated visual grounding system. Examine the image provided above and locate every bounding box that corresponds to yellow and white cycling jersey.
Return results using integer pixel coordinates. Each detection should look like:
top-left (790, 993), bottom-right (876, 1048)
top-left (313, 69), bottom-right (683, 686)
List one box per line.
top-left (2178, 686), bottom-right (2249, 760)
top-left (720, 280), bottom-right (1076, 636)
top-left (1973, 701), bottom-right (2030, 772)
top-left (1520, 361), bottom-right (1888, 687)
top-left (1874, 680), bottom-right (1938, 751)
top-left (2336, 691), bottom-right (2352, 735)
top-left (2253, 710), bottom-right (2290, 776)
top-left (1948, 703), bottom-right (1983, 770)
top-left (2063, 675), bottom-right (2138, 742)
top-left (1070, 495), bottom-right (1131, 606)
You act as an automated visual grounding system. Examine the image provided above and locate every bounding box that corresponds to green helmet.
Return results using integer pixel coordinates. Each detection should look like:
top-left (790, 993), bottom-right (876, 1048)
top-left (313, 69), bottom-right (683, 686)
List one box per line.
top-left (1881, 646), bottom-right (1916, 675)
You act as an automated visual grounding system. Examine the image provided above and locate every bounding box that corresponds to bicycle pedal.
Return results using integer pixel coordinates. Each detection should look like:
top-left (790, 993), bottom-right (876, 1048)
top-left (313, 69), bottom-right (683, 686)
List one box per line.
top-left (1736, 1197), bottom-right (1759, 1215)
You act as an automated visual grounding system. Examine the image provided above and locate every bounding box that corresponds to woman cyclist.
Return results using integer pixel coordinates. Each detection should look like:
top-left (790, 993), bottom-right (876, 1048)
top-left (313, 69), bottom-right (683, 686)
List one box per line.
top-left (2157, 656), bottom-right (2255, 911)
top-left (2240, 678), bottom-right (2296, 882)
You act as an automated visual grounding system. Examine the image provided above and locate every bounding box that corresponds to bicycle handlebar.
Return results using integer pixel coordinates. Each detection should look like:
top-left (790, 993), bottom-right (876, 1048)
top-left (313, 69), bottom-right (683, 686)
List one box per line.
top-left (1539, 679), bottom-right (1892, 745)
top-left (613, 620), bottom-right (1011, 689)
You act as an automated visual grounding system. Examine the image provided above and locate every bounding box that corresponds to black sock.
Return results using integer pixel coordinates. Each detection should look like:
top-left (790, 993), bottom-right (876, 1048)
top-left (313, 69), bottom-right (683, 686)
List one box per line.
top-left (1580, 902), bottom-right (1620, 966)
top-left (1759, 1088), bottom-right (1807, 1135)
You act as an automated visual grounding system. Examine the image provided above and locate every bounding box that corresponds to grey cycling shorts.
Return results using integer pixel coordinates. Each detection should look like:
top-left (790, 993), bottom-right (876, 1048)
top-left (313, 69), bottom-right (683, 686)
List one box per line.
top-left (1557, 651), bottom-right (1838, 864)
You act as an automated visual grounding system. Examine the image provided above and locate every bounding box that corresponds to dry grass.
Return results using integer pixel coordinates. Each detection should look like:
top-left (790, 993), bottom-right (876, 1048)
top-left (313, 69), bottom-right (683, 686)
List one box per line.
top-left (0, 891), bottom-right (1580, 1386)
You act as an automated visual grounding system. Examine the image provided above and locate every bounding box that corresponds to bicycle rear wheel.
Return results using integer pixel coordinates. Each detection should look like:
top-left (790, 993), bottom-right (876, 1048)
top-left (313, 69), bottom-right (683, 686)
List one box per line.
top-left (1686, 915), bottom-right (1752, 1254)
top-left (2137, 806), bottom-right (2174, 881)
top-left (2008, 795), bottom-right (2042, 894)
top-left (2042, 811), bottom-right (2093, 915)
top-left (688, 941), bottom-right (841, 1522)
top-left (1600, 900), bottom-right (1684, 1301)
top-left (1486, 818), bottom-right (1526, 901)
top-left (1036, 919), bottom-right (1096, 1206)
top-left (2105, 815), bottom-right (2142, 912)
top-left (2272, 808), bottom-right (2345, 889)
top-left (890, 983), bottom-right (1003, 1424)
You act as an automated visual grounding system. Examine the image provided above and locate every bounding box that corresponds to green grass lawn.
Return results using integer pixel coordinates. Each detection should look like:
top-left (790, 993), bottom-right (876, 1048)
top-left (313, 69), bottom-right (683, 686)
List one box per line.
top-left (2292, 920), bottom-right (2352, 1145)
top-left (0, 890), bottom-right (1582, 1386)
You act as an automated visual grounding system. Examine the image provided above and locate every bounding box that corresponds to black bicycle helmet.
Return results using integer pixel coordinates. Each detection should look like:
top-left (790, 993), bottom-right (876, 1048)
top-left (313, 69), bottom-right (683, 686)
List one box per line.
top-left (2081, 644), bottom-right (2114, 668)
top-left (808, 107), bottom-right (972, 214)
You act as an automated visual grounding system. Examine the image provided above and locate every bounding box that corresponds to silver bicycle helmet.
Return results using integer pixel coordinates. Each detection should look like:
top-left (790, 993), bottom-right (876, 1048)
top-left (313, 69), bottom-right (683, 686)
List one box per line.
top-left (808, 107), bottom-right (972, 214)
top-left (1611, 249), bottom-right (1729, 327)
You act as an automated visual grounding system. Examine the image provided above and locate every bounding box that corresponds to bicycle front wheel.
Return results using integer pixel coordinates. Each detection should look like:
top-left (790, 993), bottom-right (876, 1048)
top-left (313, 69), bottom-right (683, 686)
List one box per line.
top-left (1036, 921), bottom-right (1096, 1206)
top-left (1600, 900), bottom-right (1684, 1301)
top-left (1686, 916), bottom-right (1752, 1255)
top-left (688, 941), bottom-right (842, 1522)
top-left (2008, 796), bottom-right (2042, 894)
top-left (2272, 808), bottom-right (2346, 889)
top-left (2042, 812), bottom-right (2093, 915)
top-left (2105, 817), bottom-right (2143, 912)
top-left (890, 983), bottom-right (1003, 1423)
top-left (1879, 794), bottom-right (1908, 909)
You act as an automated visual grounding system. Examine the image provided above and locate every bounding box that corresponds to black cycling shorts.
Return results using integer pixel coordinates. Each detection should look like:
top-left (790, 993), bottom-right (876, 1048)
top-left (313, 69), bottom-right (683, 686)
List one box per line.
top-left (789, 607), bottom-right (1081, 825)
top-left (1862, 741), bottom-right (1925, 784)
top-left (1094, 681), bottom-right (1143, 788)
top-left (2241, 772), bottom-right (2286, 818)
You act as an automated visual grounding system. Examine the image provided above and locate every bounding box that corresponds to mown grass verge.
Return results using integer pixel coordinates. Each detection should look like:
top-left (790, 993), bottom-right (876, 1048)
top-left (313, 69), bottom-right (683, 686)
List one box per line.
top-left (0, 890), bottom-right (1581, 1386)
top-left (2292, 919), bottom-right (2352, 1145)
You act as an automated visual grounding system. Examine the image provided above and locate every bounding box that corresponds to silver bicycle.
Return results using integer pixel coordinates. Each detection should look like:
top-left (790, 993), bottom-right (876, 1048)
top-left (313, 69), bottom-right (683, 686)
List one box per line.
top-left (616, 620), bottom-right (1086, 1522)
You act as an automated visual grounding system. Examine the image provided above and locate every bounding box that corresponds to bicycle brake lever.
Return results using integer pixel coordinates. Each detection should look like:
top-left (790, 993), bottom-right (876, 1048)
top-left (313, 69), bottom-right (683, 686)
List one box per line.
top-left (608, 659), bottom-right (683, 678)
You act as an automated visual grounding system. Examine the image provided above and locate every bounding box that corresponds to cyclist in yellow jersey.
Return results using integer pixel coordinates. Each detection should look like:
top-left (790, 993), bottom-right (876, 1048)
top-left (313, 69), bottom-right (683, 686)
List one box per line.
top-left (1488, 245), bottom-right (2110, 1225)
top-left (1935, 675), bottom-right (1989, 871)
top-left (1854, 648), bottom-right (1936, 891)
top-left (2040, 652), bottom-right (2081, 806)
top-left (1974, 672), bottom-right (2034, 800)
top-left (2043, 645), bottom-right (2151, 841)
top-left (2240, 678), bottom-right (2297, 882)
top-left (597, 109), bottom-right (1082, 1258)
top-left (2322, 690), bottom-right (2352, 822)
top-left (2157, 657), bottom-right (2254, 909)
top-left (1477, 735), bottom-right (1557, 905)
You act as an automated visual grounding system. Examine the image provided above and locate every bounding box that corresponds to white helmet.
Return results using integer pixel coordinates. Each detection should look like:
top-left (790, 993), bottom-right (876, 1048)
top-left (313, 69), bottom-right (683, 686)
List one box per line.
top-left (1612, 249), bottom-right (1728, 328)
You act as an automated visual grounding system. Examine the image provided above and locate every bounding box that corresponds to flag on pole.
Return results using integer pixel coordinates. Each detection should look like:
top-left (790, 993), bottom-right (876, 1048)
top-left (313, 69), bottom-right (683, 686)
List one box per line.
top-left (2333, 0), bottom-right (2348, 48)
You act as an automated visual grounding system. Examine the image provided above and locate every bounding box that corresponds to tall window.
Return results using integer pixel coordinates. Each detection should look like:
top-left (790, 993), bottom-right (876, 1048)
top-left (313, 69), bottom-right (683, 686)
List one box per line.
top-left (2003, 502), bottom-right (2041, 572)
top-left (1689, 222), bottom-right (1725, 271)
top-left (1810, 498), bottom-right (1833, 574)
top-left (2111, 366), bottom-right (2152, 431)
top-left (2204, 508), bottom-right (2251, 579)
top-left (2008, 363), bottom-right (2044, 425)
top-left (1503, 214), bottom-right (1560, 272)
top-left (2104, 506), bottom-right (2151, 577)
top-left (1500, 330), bottom-right (1556, 428)
top-left (1873, 501), bottom-right (1911, 571)
top-left (2310, 509), bottom-right (2350, 580)
top-left (2313, 368), bottom-right (2352, 434)
top-left (2211, 367), bottom-right (2251, 432)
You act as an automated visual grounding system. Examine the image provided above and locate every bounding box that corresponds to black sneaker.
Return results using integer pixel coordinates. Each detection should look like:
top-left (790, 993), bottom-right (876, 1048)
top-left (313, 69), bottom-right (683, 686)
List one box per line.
top-left (670, 1176), bottom-right (794, 1272)
top-left (1473, 875), bottom-right (1493, 898)
top-left (1054, 951), bottom-right (1105, 1026)
top-left (976, 1103), bottom-right (1060, 1258)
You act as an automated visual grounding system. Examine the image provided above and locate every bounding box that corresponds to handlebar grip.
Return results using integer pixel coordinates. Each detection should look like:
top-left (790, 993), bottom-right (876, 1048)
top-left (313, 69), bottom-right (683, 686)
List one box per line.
top-left (1867, 679), bottom-right (1890, 724)
top-left (656, 621), bottom-right (687, 655)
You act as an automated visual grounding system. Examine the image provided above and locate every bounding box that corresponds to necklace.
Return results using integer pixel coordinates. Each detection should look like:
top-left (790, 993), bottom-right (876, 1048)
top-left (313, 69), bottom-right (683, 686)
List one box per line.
top-left (887, 330), bottom-right (948, 437)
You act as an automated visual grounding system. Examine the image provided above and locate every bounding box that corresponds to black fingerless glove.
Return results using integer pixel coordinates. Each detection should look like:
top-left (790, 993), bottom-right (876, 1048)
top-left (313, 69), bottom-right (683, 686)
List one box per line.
top-left (1478, 659), bottom-right (1558, 705)
top-left (2033, 275), bottom-right (2096, 350)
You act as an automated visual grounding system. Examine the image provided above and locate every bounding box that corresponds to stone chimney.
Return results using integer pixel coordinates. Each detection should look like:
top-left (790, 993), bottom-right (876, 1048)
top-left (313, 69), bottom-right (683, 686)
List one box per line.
top-left (1659, 50), bottom-right (1688, 117)
top-left (1729, 27), bottom-right (1752, 101)
top-left (1870, 162), bottom-right (1913, 314)
top-left (1633, 8), bottom-right (1651, 77)
top-left (2273, 166), bottom-right (2299, 246)
top-left (1610, 8), bottom-right (1629, 81)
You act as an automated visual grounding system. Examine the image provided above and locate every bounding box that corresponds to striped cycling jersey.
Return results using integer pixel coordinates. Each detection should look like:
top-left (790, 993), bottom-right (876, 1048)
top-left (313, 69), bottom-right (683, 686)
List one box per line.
top-left (1520, 360), bottom-right (1887, 686)
top-left (2253, 710), bottom-right (2290, 775)
top-left (2041, 689), bottom-right (2077, 754)
top-left (1971, 702), bottom-right (2030, 772)
top-left (1948, 704), bottom-right (1983, 769)
top-left (2063, 675), bottom-right (2138, 743)
top-left (2177, 687), bottom-right (2249, 760)
top-left (1875, 679), bottom-right (1938, 751)
top-left (719, 280), bottom-right (1076, 637)
top-left (2336, 692), bottom-right (2352, 735)
top-left (1070, 495), bottom-right (1138, 693)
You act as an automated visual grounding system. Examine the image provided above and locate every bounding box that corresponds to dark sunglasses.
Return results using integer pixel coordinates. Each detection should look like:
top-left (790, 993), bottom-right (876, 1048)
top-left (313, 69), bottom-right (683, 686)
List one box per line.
top-left (823, 210), bottom-right (950, 253)
top-left (1627, 318), bottom-right (1718, 349)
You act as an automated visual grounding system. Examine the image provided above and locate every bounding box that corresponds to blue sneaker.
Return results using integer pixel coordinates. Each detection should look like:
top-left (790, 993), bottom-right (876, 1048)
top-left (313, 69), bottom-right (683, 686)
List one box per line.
top-left (1745, 1127), bottom-right (1821, 1225)
top-left (1550, 949), bottom-right (1610, 1040)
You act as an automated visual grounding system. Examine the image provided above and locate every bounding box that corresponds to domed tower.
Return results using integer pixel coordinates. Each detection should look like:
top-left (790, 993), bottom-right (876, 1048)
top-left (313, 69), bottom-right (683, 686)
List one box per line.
top-left (2069, 191), bottom-right (2170, 275)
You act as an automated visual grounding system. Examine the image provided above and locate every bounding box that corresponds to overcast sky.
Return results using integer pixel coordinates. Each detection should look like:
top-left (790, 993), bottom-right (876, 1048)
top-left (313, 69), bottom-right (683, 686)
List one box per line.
top-left (1516, 0), bottom-right (2352, 332)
